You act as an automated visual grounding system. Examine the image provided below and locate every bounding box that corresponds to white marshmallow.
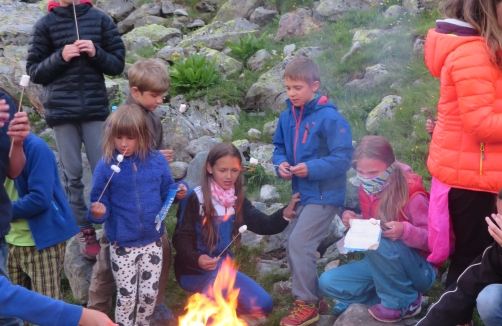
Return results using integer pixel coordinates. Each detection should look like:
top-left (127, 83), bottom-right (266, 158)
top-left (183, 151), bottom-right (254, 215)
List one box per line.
top-left (117, 154), bottom-right (124, 162)
top-left (111, 165), bottom-right (121, 173)
top-left (179, 104), bottom-right (187, 113)
top-left (19, 75), bottom-right (30, 87)
top-left (249, 158), bottom-right (259, 165)
top-left (239, 225), bottom-right (247, 233)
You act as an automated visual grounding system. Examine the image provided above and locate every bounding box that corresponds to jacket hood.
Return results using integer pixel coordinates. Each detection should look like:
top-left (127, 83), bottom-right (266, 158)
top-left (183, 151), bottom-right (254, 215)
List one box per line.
top-left (48, 0), bottom-right (93, 12)
top-left (285, 94), bottom-right (334, 116)
top-left (425, 20), bottom-right (483, 77)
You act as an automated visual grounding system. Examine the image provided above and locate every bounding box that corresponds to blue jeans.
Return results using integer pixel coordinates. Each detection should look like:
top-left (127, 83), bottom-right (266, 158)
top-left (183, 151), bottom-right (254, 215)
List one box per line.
top-left (477, 284), bottom-right (502, 326)
top-left (180, 267), bottom-right (273, 316)
top-left (0, 238), bottom-right (23, 326)
top-left (319, 238), bottom-right (436, 309)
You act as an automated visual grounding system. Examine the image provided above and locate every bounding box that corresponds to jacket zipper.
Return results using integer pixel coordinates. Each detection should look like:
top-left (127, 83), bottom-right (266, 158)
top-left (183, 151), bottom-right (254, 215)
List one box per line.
top-left (302, 123), bottom-right (310, 144)
top-left (133, 162), bottom-right (144, 246)
top-left (480, 142), bottom-right (485, 175)
top-left (292, 104), bottom-right (304, 164)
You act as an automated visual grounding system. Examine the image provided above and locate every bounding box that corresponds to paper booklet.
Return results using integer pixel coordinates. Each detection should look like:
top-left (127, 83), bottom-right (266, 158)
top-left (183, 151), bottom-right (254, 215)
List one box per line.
top-left (343, 219), bottom-right (382, 252)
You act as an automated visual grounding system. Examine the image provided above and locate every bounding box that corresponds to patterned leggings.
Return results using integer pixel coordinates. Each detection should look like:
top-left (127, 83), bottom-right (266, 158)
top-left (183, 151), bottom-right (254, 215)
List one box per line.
top-left (110, 238), bottom-right (162, 326)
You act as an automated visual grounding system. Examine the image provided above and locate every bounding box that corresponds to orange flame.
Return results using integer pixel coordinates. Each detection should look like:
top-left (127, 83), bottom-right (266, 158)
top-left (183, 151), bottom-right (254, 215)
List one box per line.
top-left (221, 210), bottom-right (232, 222)
top-left (178, 257), bottom-right (248, 326)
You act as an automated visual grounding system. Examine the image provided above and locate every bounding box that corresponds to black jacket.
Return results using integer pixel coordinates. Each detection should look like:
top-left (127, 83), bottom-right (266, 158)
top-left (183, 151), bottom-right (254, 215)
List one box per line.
top-left (26, 3), bottom-right (125, 126)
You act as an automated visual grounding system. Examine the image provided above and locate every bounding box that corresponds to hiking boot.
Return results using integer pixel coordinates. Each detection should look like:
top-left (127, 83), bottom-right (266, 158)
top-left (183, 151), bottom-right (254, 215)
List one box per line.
top-left (317, 299), bottom-right (329, 314)
top-left (368, 293), bottom-right (422, 323)
top-left (77, 228), bottom-right (100, 260)
top-left (280, 300), bottom-right (319, 326)
top-left (150, 304), bottom-right (173, 326)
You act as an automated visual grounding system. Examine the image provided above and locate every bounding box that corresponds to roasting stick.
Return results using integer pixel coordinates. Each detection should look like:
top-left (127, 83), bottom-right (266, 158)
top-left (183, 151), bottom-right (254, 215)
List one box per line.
top-left (8, 75), bottom-right (30, 158)
top-left (216, 225), bottom-right (247, 258)
top-left (97, 150), bottom-right (127, 203)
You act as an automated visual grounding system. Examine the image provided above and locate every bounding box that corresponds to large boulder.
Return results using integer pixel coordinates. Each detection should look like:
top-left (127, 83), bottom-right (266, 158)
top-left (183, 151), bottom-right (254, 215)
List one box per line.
top-left (334, 303), bottom-right (420, 326)
top-left (247, 49), bottom-right (272, 72)
top-left (95, 0), bottom-right (135, 22)
top-left (186, 136), bottom-right (221, 156)
top-left (184, 151), bottom-right (209, 188)
top-left (213, 0), bottom-right (263, 23)
top-left (117, 3), bottom-right (162, 34)
top-left (366, 95), bottom-right (402, 132)
top-left (156, 46), bottom-right (188, 62)
top-left (244, 47), bottom-right (322, 113)
top-left (274, 11), bottom-right (322, 42)
top-left (198, 47), bottom-right (243, 77)
top-left (344, 63), bottom-right (389, 90)
top-left (123, 25), bottom-right (182, 46)
top-left (249, 7), bottom-right (278, 27)
top-left (0, 2), bottom-right (44, 46)
top-left (314, 0), bottom-right (379, 21)
top-left (177, 19), bottom-right (259, 51)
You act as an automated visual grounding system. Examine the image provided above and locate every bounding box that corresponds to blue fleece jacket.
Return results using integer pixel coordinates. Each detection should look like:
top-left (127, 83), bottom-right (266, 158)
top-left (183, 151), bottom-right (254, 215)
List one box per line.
top-left (0, 92), bottom-right (17, 239)
top-left (0, 276), bottom-right (82, 325)
top-left (88, 150), bottom-right (186, 247)
top-left (12, 133), bottom-right (80, 250)
top-left (273, 95), bottom-right (354, 207)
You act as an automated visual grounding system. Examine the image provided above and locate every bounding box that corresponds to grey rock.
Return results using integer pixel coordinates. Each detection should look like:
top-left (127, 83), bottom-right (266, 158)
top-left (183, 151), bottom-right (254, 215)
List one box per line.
top-left (123, 25), bottom-right (182, 45)
top-left (251, 201), bottom-right (268, 213)
top-left (187, 19), bottom-right (206, 29)
top-left (264, 223), bottom-right (292, 252)
top-left (213, 0), bottom-right (264, 23)
top-left (283, 44), bottom-right (296, 58)
top-left (315, 0), bottom-right (379, 21)
top-left (334, 303), bottom-right (419, 325)
top-left (171, 19), bottom-right (185, 30)
top-left (167, 36), bottom-right (183, 47)
top-left (413, 37), bottom-right (425, 55)
top-left (156, 46), bottom-right (185, 62)
top-left (0, 2), bottom-right (43, 46)
top-left (247, 128), bottom-right (262, 140)
top-left (366, 95), bottom-right (402, 132)
top-left (124, 35), bottom-right (153, 52)
top-left (266, 203), bottom-right (283, 215)
top-left (196, 1), bottom-right (216, 13)
top-left (247, 49), bottom-right (272, 72)
top-left (117, 3), bottom-right (162, 35)
top-left (383, 5), bottom-right (405, 18)
top-left (185, 151), bottom-right (209, 188)
top-left (263, 118), bottom-right (278, 139)
top-left (344, 64), bottom-right (389, 90)
top-left (105, 80), bottom-right (119, 102)
top-left (198, 47), bottom-right (243, 77)
top-left (260, 184), bottom-right (279, 202)
top-left (161, 0), bottom-right (177, 16)
top-left (186, 136), bottom-right (221, 156)
top-left (390, 79), bottom-right (404, 90)
top-left (256, 258), bottom-right (289, 275)
top-left (318, 315), bottom-right (337, 326)
top-left (96, 0), bottom-right (135, 22)
top-left (169, 161), bottom-right (189, 179)
top-left (232, 139), bottom-right (250, 155)
top-left (135, 15), bottom-right (168, 29)
top-left (274, 11), bottom-right (322, 42)
top-left (345, 169), bottom-right (360, 211)
top-left (241, 231), bottom-right (264, 248)
top-left (174, 8), bottom-right (188, 16)
top-left (273, 280), bottom-right (292, 295)
top-left (250, 144), bottom-right (275, 173)
top-left (340, 41), bottom-right (361, 63)
top-left (249, 7), bottom-right (278, 27)
top-left (403, 0), bottom-right (440, 12)
top-left (63, 229), bottom-right (103, 304)
top-left (176, 15), bottom-right (189, 23)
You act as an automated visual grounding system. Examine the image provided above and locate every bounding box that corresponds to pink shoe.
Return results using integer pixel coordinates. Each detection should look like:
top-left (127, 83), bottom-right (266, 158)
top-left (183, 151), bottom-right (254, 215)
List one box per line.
top-left (77, 228), bottom-right (100, 260)
top-left (368, 293), bottom-right (422, 323)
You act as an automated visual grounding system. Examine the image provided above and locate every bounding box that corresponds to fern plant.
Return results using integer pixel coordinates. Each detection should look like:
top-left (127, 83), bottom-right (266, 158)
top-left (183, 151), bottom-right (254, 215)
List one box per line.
top-left (226, 33), bottom-right (267, 62)
top-left (169, 54), bottom-right (220, 93)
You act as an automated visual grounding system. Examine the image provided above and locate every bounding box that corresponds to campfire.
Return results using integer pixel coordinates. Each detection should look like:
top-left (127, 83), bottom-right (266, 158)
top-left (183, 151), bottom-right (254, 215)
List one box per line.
top-left (178, 257), bottom-right (248, 326)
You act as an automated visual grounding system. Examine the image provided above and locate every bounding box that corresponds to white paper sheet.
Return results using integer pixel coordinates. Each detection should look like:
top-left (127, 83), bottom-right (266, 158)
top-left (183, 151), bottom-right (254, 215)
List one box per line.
top-left (343, 219), bottom-right (382, 251)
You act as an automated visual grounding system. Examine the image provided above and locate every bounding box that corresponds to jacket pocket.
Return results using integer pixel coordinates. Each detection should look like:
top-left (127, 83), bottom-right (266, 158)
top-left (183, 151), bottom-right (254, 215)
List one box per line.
top-left (480, 142), bottom-right (485, 175)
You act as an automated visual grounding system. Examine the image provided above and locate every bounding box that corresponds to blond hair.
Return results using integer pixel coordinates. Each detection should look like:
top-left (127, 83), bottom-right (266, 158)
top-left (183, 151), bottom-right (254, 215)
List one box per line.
top-left (128, 59), bottom-right (170, 93)
top-left (440, 0), bottom-right (502, 68)
top-left (284, 56), bottom-right (321, 86)
top-left (352, 136), bottom-right (410, 222)
top-left (102, 104), bottom-right (152, 163)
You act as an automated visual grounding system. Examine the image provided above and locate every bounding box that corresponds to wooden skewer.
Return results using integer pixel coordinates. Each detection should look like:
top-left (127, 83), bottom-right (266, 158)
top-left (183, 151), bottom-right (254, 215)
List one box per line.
top-left (72, 0), bottom-right (80, 40)
top-left (8, 87), bottom-right (25, 158)
top-left (97, 149), bottom-right (127, 203)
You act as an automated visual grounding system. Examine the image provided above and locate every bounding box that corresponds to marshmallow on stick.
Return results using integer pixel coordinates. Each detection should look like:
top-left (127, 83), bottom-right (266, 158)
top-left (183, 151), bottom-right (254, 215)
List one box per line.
top-left (97, 152), bottom-right (126, 203)
top-left (8, 75), bottom-right (30, 157)
top-left (216, 225), bottom-right (248, 258)
top-left (173, 104), bottom-right (187, 132)
top-left (249, 157), bottom-right (279, 168)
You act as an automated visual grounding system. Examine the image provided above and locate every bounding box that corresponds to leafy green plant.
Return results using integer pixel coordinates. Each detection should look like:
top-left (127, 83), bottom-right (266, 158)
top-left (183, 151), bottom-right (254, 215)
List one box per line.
top-left (244, 164), bottom-right (276, 190)
top-left (226, 34), bottom-right (267, 62)
top-left (169, 54), bottom-right (220, 92)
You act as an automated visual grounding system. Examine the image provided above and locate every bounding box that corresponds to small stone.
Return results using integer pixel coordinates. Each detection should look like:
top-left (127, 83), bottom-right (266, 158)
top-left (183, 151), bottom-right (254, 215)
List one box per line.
top-left (174, 8), bottom-right (188, 16)
top-left (260, 185), bottom-right (279, 202)
top-left (263, 119), bottom-right (278, 139)
top-left (247, 128), bottom-right (262, 140)
top-left (283, 44), bottom-right (296, 57)
top-left (187, 19), bottom-right (205, 29)
top-left (273, 279), bottom-right (292, 295)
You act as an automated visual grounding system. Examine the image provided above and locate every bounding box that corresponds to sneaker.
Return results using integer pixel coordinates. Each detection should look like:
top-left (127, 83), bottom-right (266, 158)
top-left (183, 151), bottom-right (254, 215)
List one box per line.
top-left (317, 299), bottom-right (329, 314)
top-left (280, 300), bottom-right (319, 326)
top-left (77, 228), bottom-right (100, 260)
top-left (368, 293), bottom-right (422, 323)
top-left (331, 301), bottom-right (350, 315)
top-left (150, 304), bottom-right (173, 326)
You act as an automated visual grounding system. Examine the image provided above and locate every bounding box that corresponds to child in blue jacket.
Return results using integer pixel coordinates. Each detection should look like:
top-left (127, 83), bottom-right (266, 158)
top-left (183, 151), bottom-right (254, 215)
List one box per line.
top-left (88, 104), bottom-right (187, 326)
top-left (272, 57), bottom-right (354, 326)
top-left (6, 133), bottom-right (80, 300)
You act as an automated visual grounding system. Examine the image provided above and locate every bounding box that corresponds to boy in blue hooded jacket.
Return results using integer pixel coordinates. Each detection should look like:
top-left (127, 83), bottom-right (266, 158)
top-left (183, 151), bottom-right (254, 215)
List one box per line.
top-left (273, 56), bottom-right (354, 326)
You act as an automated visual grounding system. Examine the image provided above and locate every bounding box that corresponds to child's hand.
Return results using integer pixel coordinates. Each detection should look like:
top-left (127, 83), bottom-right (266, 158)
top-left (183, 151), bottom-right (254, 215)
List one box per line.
top-left (283, 193), bottom-right (300, 221)
top-left (62, 44), bottom-right (80, 62)
top-left (426, 119), bottom-right (435, 135)
top-left (381, 221), bottom-right (404, 241)
top-left (278, 162), bottom-right (293, 180)
top-left (7, 112), bottom-right (30, 145)
top-left (79, 308), bottom-right (118, 326)
top-left (90, 202), bottom-right (106, 219)
top-left (289, 163), bottom-right (308, 178)
top-left (176, 184), bottom-right (187, 200)
top-left (342, 210), bottom-right (358, 229)
top-left (198, 254), bottom-right (220, 270)
top-left (160, 149), bottom-right (174, 163)
top-left (486, 214), bottom-right (502, 247)
top-left (0, 99), bottom-right (10, 127)
top-left (75, 40), bottom-right (96, 57)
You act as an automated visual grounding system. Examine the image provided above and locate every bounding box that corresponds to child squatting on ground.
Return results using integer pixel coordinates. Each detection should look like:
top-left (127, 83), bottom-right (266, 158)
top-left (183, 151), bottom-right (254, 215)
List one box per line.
top-left (88, 59), bottom-right (176, 324)
top-left (87, 105), bottom-right (187, 325)
top-left (272, 56), bottom-right (354, 326)
top-left (318, 136), bottom-right (436, 323)
top-left (173, 142), bottom-right (299, 317)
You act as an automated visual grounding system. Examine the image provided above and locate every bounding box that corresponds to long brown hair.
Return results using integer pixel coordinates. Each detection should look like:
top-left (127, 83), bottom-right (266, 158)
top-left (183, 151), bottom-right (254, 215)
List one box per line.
top-left (440, 0), bottom-right (502, 68)
top-left (102, 104), bottom-right (152, 163)
top-left (352, 136), bottom-right (409, 222)
top-left (200, 142), bottom-right (244, 254)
